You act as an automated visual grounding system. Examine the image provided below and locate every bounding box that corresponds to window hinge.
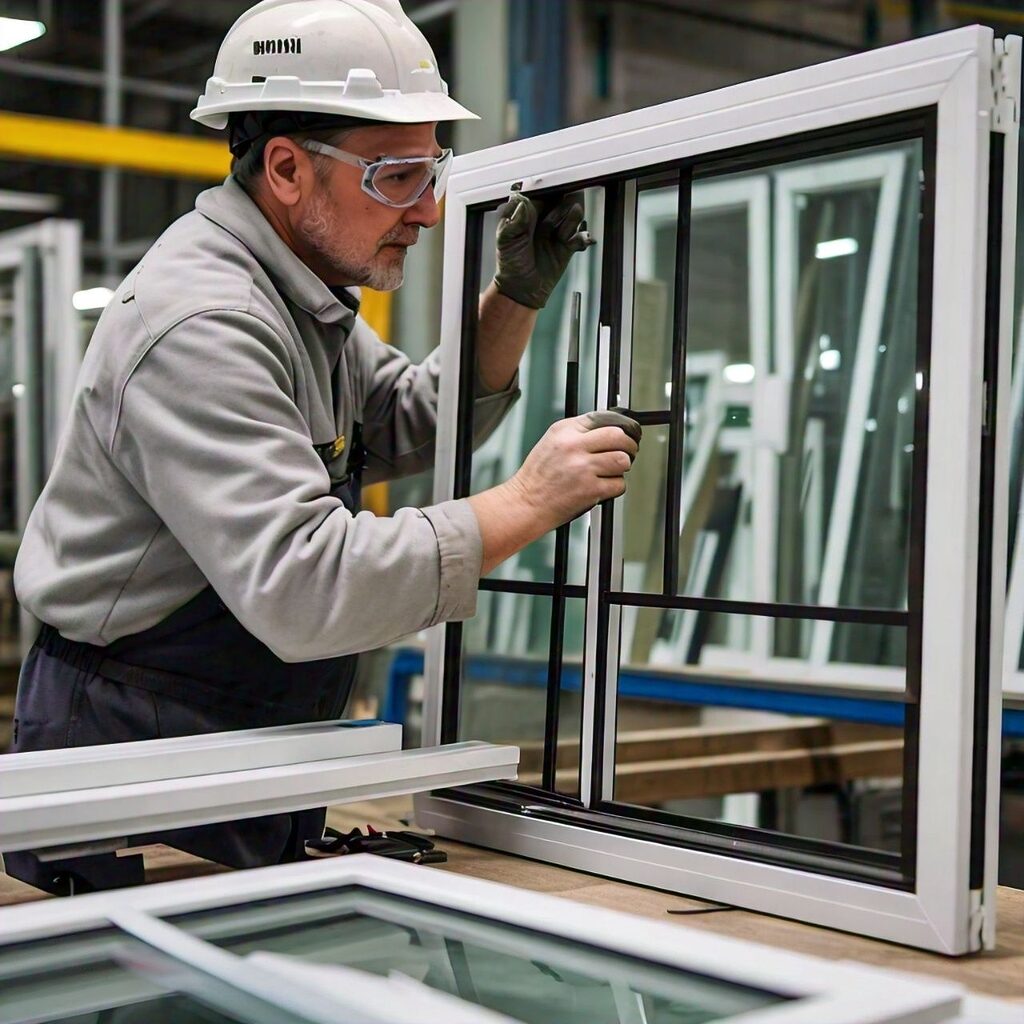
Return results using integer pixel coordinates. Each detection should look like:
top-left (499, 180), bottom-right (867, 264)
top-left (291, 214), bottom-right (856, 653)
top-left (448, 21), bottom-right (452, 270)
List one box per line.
top-left (991, 37), bottom-right (1020, 134)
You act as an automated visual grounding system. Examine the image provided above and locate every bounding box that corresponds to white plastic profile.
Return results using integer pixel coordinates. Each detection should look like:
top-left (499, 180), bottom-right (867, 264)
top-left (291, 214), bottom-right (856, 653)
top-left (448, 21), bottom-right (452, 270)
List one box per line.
top-left (0, 720), bottom-right (518, 855)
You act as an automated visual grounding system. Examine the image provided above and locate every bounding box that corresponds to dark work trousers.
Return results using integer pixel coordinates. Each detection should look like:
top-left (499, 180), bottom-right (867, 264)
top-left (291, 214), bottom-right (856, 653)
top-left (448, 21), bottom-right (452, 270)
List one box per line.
top-left (4, 467), bottom-right (363, 895)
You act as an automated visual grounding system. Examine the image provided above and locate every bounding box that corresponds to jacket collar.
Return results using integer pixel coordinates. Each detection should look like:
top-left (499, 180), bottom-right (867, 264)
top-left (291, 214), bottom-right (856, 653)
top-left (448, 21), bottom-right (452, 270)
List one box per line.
top-left (195, 176), bottom-right (361, 326)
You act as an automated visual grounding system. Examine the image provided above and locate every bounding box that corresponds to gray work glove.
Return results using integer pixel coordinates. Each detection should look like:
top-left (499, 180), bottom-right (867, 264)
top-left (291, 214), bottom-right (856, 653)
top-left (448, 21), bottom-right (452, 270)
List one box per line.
top-left (492, 190), bottom-right (596, 310)
top-left (584, 409), bottom-right (643, 451)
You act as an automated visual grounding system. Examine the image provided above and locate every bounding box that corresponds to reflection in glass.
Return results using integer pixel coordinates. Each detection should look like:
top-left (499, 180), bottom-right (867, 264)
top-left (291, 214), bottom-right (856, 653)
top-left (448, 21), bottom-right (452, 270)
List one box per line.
top-left (0, 267), bottom-right (24, 677)
top-left (178, 888), bottom-right (786, 1023)
top-left (631, 183), bottom-right (678, 408)
top-left (616, 609), bottom-right (906, 854)
top-left (624, 141), bottom-right (922, 677)
top-left (1002, 295), bottom-right (1024, 695)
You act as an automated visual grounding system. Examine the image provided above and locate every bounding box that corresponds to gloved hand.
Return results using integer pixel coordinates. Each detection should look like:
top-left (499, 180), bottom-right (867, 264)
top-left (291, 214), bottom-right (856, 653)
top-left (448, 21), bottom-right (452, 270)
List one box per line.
top-left (493, 190), bottom-right (596, 310)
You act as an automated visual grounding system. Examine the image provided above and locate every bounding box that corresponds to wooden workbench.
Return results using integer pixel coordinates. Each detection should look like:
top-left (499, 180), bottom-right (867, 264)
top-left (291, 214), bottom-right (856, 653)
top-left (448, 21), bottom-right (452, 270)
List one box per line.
top-left (1, 796), bottom-right (1021, 1002)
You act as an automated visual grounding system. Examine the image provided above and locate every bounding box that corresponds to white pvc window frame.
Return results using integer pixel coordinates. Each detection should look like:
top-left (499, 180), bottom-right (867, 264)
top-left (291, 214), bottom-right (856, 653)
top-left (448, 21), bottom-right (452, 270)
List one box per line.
top-left (0, 219), bottom-right (82, 657)
top-left (420, 27), bottom-right (1020, 954)
top-left (0, 855), bottom-right (972, 1024)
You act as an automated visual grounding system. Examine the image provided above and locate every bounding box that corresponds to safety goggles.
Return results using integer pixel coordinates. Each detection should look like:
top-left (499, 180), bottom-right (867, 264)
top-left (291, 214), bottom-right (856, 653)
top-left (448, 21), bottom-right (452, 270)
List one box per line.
top-left (302, 140), bottom-right (453, 209)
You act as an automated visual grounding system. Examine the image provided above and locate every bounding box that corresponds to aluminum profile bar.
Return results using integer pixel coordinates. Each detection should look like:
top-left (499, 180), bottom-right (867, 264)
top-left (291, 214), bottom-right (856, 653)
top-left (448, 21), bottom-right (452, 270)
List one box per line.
top-left (0, 741), bottom-right (519, 854)
top-left (0, 720), bottom-right (402, 798)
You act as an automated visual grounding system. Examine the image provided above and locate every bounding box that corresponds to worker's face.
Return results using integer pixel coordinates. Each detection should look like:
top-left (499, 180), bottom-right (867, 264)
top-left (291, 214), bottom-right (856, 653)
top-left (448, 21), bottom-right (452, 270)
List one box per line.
top-left (297, 122), bottom-right (443, 290)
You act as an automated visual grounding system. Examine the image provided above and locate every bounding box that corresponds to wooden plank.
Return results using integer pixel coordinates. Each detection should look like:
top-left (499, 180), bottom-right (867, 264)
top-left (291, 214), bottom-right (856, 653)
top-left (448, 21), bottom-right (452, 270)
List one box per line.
top-left (518, 719), bottom-right (901, 774)
top-left (611, 739), bottom-right (904, 803)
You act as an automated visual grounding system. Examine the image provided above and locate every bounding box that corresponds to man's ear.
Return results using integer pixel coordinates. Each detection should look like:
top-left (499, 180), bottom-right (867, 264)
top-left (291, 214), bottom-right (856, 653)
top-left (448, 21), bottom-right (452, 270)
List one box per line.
top-left (263, 138), bottom-right (311, 207)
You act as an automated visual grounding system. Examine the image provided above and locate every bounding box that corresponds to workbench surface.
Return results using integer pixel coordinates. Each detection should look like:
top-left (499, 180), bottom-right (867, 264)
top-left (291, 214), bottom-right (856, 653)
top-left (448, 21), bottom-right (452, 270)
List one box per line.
top-left (2, 796), bottom-right (1021, 1003)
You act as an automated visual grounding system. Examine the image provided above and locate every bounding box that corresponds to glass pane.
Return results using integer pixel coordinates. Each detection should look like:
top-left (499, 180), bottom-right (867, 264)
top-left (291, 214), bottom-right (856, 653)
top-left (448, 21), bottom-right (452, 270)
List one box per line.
top-left (553, 596), bottom-right (586, 798)
top-left (459, 591), bottom-right (552, 746)
top-left (630, 182), bottom-right (678, 409)
top-left (470, 189), bottom-right (605, 586)
top-left (176, 887), bottom-right (787, 1023)
top-left (621, 424), bottom-right (669, 598)
top-left (0, 929), bottom-right (253, 1023)
top-left (459, 595), bottom-right (585, 798)
top-left (625, 142), bottom-right (923, 622)
top-left (616, 607), bottom-right (907, 859)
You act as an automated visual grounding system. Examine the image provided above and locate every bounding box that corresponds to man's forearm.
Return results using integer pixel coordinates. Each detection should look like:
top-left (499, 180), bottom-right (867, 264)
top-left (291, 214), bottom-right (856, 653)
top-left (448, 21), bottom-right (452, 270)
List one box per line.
top-left (476, 281), bottom-right (538, 393)
top-left (468, 481), bottom-right (555, 577)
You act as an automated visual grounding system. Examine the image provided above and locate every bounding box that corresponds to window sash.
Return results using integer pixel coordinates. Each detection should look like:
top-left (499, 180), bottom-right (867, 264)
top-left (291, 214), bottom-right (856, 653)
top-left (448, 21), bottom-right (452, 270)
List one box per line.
top-left (421, 26), bottom-right (1020, 953)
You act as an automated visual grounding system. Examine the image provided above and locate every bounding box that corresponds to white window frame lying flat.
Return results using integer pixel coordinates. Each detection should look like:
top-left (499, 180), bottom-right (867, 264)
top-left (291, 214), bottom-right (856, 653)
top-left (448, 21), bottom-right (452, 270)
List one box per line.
top-left (0, 855), bottom-right (976, 1024)
top-left (0, 720), bottom-right (517, 856)
top-left (420, 26), bottom-right (1020, 954)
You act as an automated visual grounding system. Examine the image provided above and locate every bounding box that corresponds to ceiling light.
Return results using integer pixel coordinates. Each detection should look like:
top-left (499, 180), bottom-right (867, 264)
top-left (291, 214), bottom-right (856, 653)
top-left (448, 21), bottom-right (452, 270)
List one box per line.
top-left (723, 363), bottom-right (755, 384)
top-left (0, 17), bottom-right (45, 52)
top-left (819, 349), bottom-right (841, 371)
top-left (73, 287), bottom-right (114, 311)
top-left (815, 237), bottom-right (859, 260)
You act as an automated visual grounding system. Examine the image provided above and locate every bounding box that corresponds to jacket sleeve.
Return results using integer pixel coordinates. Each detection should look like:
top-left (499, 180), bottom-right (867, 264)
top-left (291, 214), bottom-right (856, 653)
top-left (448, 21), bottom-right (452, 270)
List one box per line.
top-left (111, 309), bottom-right (482, 662)
top-left (350, 316), bottom-right (520, 485)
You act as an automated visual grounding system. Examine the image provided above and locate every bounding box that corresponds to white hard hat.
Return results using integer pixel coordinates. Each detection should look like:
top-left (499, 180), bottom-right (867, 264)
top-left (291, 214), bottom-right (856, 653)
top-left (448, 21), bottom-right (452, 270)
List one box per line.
top-left (191, 0), bottom-right (478, 130)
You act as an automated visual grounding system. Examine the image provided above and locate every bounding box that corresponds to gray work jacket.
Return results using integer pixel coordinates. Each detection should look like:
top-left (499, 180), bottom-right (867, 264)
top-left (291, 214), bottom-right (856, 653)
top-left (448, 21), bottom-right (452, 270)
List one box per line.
top-left (14, 177), bottom-right (517, 661)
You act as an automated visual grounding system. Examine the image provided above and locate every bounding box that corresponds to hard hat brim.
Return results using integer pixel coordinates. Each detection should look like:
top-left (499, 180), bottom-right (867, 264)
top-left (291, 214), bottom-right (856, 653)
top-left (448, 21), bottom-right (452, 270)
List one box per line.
top-left (191, 85), bottom-right (479, 131)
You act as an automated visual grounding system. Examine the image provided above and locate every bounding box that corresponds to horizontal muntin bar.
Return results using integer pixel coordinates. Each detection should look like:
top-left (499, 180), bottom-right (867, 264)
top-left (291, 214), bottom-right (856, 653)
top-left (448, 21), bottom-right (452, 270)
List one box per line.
top-left (480, 578), bottom-right (588, 598)
top-left (606, 591), bottom-right (909, 626)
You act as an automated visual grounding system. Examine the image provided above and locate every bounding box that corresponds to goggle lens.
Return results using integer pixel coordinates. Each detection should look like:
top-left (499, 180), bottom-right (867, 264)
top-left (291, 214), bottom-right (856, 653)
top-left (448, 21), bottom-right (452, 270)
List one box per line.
top-left (368, 150), bottom-right (452, 207)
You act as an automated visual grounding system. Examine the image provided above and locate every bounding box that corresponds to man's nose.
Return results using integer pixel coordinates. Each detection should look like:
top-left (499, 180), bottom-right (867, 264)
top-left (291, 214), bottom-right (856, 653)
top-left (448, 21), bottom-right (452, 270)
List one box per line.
top-left (404, 186), bottom-right (441, 229)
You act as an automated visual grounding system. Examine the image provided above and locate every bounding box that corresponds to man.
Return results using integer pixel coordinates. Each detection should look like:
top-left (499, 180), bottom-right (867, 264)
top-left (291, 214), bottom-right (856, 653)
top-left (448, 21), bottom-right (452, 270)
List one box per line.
top-left (7, 0), bottom-right (640, 894)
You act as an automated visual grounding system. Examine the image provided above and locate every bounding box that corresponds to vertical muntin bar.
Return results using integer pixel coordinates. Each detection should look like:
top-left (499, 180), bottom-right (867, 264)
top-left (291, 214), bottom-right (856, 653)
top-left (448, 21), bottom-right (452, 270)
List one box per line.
top-left (542, 292), bottom-right (582, 791)
top-left (663, 170), bottom-right (694, 595)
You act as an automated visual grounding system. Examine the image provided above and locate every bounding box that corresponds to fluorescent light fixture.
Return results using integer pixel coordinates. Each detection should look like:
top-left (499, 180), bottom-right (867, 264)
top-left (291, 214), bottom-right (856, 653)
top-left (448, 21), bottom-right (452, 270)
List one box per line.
top-left (11, 383), bottom-right (25, 398)
top-left (815, 237), bottom-right (859, 260)
top-left (865, 418), bottom-right (878, 432)
top-left (818, 333), bottom-right (831, 350)
top-left (0, 16), bottom-right (45, 52)
top-left (723, 363), bottom-right (755, 384)
top-left (73, 287), bottom-right (114, 311)
top-left (819, 349), bottom-right (841, 371)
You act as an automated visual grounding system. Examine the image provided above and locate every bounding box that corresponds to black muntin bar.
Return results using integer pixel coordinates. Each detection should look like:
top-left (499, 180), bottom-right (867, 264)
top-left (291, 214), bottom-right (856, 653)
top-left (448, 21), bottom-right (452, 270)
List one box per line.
top-left (630, 409), bottom-right (673, 426)
top-left (453, 208), bottom-right (486, 499)
top-left (590, 181), bottom-right (628, 805)
top-left (479, 577), bottom-right (587, 599)
top-left (900, 112), bottom-right (938, 881)
top-left (606, 590), bottom-right (909, 627)
top-left (663, 170), bottom-right (694, 595)
top-left (969, 131), bottom-right (1005, 891)
top-left (542, 291), bottom-right (583, 791)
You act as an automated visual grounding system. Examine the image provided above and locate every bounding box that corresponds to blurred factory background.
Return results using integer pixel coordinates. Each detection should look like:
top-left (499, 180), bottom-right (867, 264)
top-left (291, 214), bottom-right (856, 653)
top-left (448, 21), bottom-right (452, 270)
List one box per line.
top-left (0, 0), bottom-right (1022, 884)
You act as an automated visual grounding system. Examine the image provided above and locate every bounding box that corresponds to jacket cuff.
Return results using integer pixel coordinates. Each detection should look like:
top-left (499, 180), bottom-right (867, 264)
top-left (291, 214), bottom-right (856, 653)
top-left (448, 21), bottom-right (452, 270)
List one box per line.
top-left (419, 498), bottom-right (482, 626)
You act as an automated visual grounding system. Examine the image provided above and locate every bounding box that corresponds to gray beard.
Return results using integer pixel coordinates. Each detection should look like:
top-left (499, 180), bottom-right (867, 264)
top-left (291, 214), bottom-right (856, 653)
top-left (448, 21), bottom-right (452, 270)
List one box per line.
top-left (299, 189), bottom-right (408, 291)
